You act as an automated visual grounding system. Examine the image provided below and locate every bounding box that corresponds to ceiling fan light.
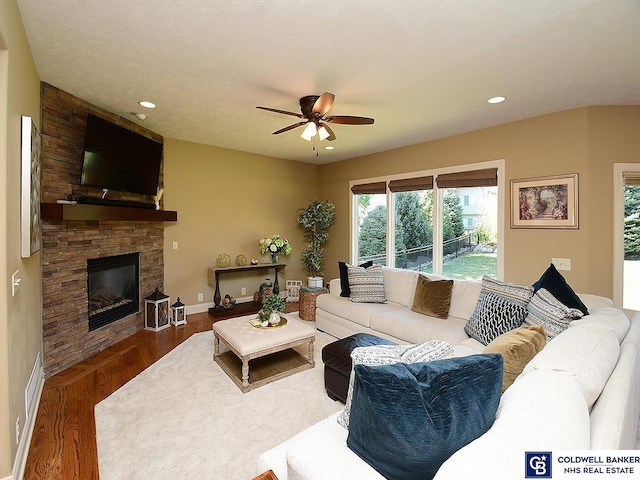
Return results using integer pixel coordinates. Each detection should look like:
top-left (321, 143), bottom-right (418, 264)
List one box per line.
top-left (318, 125), bottom-right (330, 141)
top-left (301, 122), bottom-right (317, 141)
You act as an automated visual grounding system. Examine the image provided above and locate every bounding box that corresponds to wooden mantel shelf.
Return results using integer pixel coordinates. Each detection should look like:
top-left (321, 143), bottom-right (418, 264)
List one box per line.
top-left (41, 203), bottom-right (178, 222)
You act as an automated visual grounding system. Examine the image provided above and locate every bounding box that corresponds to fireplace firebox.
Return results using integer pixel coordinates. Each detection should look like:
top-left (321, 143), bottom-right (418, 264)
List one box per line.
top-left (87, 253), bottom-right (140, 331)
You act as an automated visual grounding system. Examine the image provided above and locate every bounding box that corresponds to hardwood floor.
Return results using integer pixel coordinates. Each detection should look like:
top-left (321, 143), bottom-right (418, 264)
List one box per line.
top-left (23, 304), bottom-right (298, 480)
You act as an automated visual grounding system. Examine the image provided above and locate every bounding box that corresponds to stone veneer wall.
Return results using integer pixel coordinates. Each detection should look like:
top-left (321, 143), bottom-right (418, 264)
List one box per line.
top-left (41, 83), bottom-right (166, 378)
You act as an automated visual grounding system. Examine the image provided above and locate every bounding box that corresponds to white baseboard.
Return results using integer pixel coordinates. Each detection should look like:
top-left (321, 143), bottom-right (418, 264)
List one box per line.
top-left (12, 355), bottom-right (44, 480)
top-left (185, 301), bottom-right (214, 315)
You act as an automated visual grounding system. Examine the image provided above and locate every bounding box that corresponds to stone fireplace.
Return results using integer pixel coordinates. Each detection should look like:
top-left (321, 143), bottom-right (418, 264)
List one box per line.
top-left (40, 83), bottom-right (167, 378)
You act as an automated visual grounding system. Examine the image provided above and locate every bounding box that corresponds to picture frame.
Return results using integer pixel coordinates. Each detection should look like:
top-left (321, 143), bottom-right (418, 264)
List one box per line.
top-left (21, 116), bottom-right (42, 257)
top-left (510, 173), bottom-right (578, 229)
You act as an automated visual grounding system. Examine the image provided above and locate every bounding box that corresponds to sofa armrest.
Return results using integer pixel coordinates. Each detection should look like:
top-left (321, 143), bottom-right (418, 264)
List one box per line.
top-left (287, 430), bottom-right (385, 480)
top-left (328, 278), bottom-right (342, 296)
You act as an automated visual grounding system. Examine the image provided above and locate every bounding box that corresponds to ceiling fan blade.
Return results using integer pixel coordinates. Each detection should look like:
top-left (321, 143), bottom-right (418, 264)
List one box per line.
top-left (325, 115), bottom-right (375, 125)
top-left (256, 106), bottom-right (304, 118)
top-left (312, 92), bottom-right (335, 116)
top-left (272, 121), bottom-right (307, 135)
top-left (322, 123), bottom-right (336, 141)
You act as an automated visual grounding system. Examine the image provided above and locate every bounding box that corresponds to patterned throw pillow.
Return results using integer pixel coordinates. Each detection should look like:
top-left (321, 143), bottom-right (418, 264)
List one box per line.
top-left (464, 276), bottom-right (534, 346)
top-left (523, 288), bottom-right (584, 341)
top-left (338, 260), bottom-right (373, 297)
top-left (337, 340), bottom-right (453, 429)
top-left (347, 264), bottom-right (386, 303)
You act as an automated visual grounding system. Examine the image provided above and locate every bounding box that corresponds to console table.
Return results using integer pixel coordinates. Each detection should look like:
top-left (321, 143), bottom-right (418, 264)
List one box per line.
top-left (207, 263), bottom-right (286, 319)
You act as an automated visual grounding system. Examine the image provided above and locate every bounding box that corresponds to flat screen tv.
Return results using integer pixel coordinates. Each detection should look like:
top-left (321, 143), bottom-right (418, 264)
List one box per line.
top-left (81, 113), bottom-right (163, 196)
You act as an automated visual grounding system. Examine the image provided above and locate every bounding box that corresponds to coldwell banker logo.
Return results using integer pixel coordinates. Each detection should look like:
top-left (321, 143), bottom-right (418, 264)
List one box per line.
top-left (526, 452), bottom-right (552, 478)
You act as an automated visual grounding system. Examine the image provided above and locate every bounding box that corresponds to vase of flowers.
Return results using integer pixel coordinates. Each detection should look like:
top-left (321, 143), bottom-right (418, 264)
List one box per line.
top-left (259, 235), bottom-right (292, 264)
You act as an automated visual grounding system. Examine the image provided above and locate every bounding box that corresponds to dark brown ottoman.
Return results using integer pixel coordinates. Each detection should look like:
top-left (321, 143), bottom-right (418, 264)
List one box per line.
top-left (321, 333), bottom-right (396, 402)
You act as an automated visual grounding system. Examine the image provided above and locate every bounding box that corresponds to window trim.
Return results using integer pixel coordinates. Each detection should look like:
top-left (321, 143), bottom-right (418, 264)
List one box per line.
top-left (349, 159), bottom-right (505, 279)
top-left (613, 163), bottom-right (640, 307)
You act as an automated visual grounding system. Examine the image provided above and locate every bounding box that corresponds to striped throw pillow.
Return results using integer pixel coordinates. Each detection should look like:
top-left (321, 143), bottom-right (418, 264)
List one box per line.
top-left (523, 288), bottom-right (584, 341)
top-left (347, 264), bottom-right (386, 303)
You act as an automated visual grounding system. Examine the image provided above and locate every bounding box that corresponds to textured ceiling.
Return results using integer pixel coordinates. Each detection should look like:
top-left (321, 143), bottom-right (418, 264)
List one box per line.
top-left (16, 0), bottom-right (640, 165)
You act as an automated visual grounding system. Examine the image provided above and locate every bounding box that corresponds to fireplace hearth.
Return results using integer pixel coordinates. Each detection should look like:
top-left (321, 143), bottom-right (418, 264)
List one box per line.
top-left (87, 253), bottom-right (140, 331)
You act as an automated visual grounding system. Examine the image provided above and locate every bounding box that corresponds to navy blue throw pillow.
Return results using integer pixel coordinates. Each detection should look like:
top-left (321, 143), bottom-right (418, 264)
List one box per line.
top-left (347, 354), bottom-right (503, 480)
top-left (533, 263), bottom-right (588, 316)
top-left (338, 260), bottom-right (373, 297)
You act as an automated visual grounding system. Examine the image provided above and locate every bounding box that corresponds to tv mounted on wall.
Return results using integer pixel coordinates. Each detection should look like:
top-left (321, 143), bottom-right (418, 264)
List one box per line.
top-left (81, 113), bottom-right (163, 196)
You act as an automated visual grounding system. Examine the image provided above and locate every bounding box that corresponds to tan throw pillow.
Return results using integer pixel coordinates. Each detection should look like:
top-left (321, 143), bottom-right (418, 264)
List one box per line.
top-left (484, 324), bottom-right (546, 392)
top-left (411, 275), bottom-right (454, 319)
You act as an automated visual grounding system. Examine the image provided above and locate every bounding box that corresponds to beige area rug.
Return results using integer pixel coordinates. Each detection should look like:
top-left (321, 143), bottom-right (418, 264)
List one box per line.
top-left (95, 315), bottom-right (342, 480)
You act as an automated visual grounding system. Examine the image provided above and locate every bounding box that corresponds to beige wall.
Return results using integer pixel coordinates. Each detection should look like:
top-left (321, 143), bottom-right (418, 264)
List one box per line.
top-left (0, 0), bottom-right (43, 476)
top-left (163, 139), bottom-right (320, 306)
top-left (319, 107), bottom-right (640, 298)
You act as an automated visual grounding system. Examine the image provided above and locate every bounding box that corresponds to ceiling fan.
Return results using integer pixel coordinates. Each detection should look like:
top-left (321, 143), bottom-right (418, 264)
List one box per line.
top-left (256, 92), bottom-right (374, 142)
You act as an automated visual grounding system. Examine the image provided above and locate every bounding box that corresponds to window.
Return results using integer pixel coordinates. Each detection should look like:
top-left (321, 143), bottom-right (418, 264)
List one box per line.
top-left (390, 177), bottom-right (434, 273)
top-left (614, 164), bottom-right (640, 309)
top-left (352, 162), bottom-right (503, 281)
top-left (353, 182), bottom-right (387, 266)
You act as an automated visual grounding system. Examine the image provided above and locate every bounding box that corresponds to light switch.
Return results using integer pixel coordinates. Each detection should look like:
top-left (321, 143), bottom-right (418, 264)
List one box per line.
top-left (551, 258), bottom-right (571, 271)
top-left (172, 241), bottom-right (178, 250)
top-left (12, 271), bottom-right (21, 297)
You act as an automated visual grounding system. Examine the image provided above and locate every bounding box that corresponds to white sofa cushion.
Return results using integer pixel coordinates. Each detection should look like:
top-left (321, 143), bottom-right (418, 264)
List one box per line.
top-left (382, 266), bottom-right (419, 307)
top-left (578, 293), bottom-right (615, 311)
top-left (370, 309), bottom-right (470, 346)
top-left (448, 278), bottom-right (483, 320)
top-left (315, 294), bottom-right (403, 328)
top-left (569, 306), bottom-right (631, 343)
top-left (433, 370), bottom-right (590, 480)
top-left (521, 322), bottom-right (620, 409)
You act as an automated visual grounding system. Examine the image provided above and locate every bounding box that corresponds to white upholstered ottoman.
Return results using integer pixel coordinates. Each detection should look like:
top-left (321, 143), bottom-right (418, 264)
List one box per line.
top-left (213, 314), bottom-right (316, 392)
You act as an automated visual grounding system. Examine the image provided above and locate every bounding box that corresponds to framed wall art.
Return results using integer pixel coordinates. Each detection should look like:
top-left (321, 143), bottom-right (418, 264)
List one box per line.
top-left (21, 116), bottom-right (42, 257)
top-left (510, 174), bottom-right (578, 229)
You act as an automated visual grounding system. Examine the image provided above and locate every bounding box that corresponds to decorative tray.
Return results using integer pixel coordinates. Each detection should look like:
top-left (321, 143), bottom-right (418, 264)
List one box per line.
top-left (249, 317), bottom-right (288, 329)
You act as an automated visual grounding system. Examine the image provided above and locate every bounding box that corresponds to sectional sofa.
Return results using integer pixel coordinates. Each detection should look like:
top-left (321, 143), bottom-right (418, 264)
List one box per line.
top-left (258, 266), bottom-right (640, 479)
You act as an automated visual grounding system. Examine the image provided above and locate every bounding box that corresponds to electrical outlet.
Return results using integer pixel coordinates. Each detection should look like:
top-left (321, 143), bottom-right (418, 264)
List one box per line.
top-left (197, 293), bottom-right (204, 302)
top-left (241, 287), bottom-right (246, 295)
top-left (16, 418), bottom-right (20, 445)
top-left (552, 257), bottom-right (571, 271)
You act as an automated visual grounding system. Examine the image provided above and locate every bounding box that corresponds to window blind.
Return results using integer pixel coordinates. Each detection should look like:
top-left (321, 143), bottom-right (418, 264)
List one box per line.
top-left (351, 181), bottom-right (387, 195)
top-left (623, 172), bottom-right (640, 187)
top-left (388, 176), bottom-right (434, 192)
top-left (435, 168), bottom-right (498, 188)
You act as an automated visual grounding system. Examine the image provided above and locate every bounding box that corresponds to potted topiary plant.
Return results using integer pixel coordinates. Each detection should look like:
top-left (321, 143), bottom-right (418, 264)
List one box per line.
top-left (297, 199), bottom-right (336, 288)
top-left (258, 293), bottom-right (286, 326)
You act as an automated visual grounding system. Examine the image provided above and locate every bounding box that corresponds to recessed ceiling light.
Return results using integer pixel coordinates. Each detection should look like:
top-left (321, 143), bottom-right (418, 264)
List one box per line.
top-left (132, 112), bottom-right (147, 120)
top-left (488, 96), bottom-right (506, 104)
top-left (325, 146), bottom-right (334, 150)
top-left (138, 101), bottom-right (156, 109)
